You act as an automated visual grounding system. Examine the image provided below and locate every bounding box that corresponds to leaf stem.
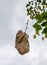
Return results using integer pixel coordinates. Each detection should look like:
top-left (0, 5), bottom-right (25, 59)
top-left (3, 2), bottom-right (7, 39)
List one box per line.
top-left (25, 20), bottom-right (29, 33)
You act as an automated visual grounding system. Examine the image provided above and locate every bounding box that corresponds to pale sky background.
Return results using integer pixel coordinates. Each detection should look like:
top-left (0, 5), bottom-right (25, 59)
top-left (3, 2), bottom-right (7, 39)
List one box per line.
top-left (0, 0), bottom-right (47, 65)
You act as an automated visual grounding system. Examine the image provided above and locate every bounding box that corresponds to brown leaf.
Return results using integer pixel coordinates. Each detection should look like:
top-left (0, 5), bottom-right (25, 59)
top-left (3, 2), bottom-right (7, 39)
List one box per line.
top-left (15, 30), bottom-right (29, 55)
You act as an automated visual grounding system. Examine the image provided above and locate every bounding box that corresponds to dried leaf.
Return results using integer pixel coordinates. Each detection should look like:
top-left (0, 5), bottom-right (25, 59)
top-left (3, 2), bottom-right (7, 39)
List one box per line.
top-left (15, 30), bottom-right (29, 55)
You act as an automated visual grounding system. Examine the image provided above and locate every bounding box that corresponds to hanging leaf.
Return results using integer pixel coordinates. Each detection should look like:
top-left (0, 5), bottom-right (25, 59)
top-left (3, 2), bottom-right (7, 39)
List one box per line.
top-left (33, 35), bottom-right (36, 39)
top-left (42, 37), bottom-right (44, 40)
top-left (35, 14), bottom-right (43, 23)
top-left (45, 21), bottom-right (47, 28)
top-left (42, 28), bottom-right (47, 34)
top-left (28, 1), bottom-right (31, 4)
top-left (45, 34), bottom-right (47, 38)
top-left (15, 30), bottom-right (29, 55)
top-left (37, 0), bottom-right (41, 3)
top-left (26, 3), bottom-right (30, 8)
top-left (30, 6), bottom-right (33, 9)
top-left (41, 21), bottom-right (47, 27)
top-left (27, 9), bottom-right (31, 15)
top-left (29, 7), bottom-right (33, 14)
top-left (33, 23), bottom-right (42, 31)
top-left (36, 31), bottom-right (40, 36)
top-left (38, 6), bottom-right (41, 10)
top-left (45, 3), bottom-right (47, 7)
top-left (41, 22), bottom-right (46, 26)
top-left (42, 12), bottom-right (47, 20)
top-left (42, 0), bottom-right (46, 5)
top-left (30, 15), bottom-right (34, 19)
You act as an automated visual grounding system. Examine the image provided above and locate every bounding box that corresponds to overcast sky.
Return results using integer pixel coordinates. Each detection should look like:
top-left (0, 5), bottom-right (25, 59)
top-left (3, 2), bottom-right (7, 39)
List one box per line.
top-left (0, 0), bottom-right (47, 65)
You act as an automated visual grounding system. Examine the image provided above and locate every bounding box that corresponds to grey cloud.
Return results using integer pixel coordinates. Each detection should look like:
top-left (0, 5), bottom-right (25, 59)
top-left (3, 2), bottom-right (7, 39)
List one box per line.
top-left (38, 59), bottom-right (47, 65)
top-left (0, 0), bottom-right (47, 65)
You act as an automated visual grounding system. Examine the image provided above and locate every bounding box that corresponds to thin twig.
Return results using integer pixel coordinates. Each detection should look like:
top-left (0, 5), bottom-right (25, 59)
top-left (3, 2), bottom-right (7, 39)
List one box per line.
top-left (25, 20), bottom-right (29, 33)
